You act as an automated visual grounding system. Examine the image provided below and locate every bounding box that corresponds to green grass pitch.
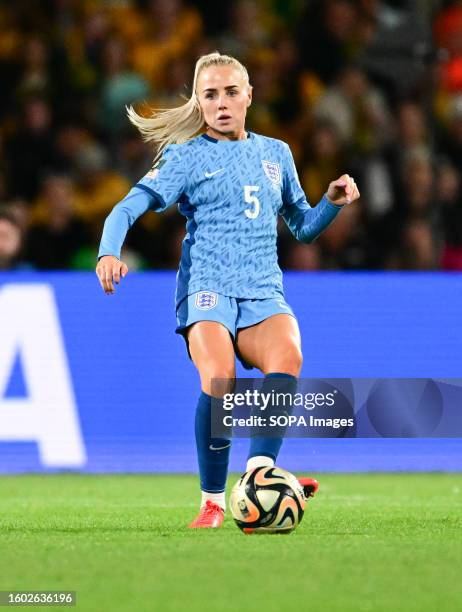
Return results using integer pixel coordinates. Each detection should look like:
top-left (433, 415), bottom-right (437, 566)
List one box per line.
top-left (0, 474), bottom-right (461, 612)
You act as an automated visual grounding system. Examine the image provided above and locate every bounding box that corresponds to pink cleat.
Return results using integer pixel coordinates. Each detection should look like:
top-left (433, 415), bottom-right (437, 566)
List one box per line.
top-left (298, 477), bottom-right (319, 500)
top-left (188, 500), bottom-right (225, 529)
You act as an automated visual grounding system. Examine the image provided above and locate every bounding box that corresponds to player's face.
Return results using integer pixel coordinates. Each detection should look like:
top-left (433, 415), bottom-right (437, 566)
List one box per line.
top-left (197, 66), bottom-right (252, 140)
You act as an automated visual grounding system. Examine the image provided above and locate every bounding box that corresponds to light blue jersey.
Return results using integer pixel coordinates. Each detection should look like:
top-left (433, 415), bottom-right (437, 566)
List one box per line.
top-left (98, 131), bottom-right (342, 307)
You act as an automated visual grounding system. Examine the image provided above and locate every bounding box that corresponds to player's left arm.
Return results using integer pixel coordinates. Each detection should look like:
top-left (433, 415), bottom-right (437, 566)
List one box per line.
top-left (280, 144), bottom-right (360, 243)
top-left (325, 174), bottom-right (360, 206)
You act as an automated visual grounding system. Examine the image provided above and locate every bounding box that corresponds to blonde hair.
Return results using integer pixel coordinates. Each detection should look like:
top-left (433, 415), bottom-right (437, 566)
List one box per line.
top-left (127, 52), bottom-right (250, 160)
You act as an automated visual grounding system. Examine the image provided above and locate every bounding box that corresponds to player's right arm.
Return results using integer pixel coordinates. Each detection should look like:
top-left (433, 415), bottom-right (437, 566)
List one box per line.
top-left (96, 146), bottom-right (186, 294)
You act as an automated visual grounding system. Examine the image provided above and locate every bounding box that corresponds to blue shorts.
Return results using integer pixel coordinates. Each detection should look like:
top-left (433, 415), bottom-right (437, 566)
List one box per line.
top-left (175, 291), bottom-right (296, 370)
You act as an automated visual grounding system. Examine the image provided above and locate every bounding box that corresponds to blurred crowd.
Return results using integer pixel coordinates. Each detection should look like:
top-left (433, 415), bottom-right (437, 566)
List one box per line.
top-left (1, 0), bottom-right (462, 272)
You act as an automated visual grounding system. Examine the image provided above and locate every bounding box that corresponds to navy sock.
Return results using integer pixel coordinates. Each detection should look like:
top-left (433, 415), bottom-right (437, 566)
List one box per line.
top-left (247, 373), bottom-right (297, 463)
top-left (195, 391), bottom-right (231, 493)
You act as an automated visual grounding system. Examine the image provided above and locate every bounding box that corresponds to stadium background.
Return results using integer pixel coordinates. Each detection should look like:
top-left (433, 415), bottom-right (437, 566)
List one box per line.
top-left (1, 6), bottom-right (461, 612)
top-left (1, 0), bottom-right (462, 475)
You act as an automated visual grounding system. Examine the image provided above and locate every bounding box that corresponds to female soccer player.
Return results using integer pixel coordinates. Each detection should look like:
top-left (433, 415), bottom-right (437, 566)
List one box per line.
top-left (96, 52), bottom-right (360, 528)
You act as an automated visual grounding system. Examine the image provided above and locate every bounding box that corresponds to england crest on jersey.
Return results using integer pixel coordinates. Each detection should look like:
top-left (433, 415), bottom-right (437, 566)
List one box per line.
top-left (195, 291), bottom-right (218, 310)
top-left (262, 160), bottom-right (281, 186)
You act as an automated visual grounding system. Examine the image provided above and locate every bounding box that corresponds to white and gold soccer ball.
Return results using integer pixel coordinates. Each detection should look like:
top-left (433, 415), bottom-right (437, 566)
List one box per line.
top-left (230, 466), bottom-right (306, 534)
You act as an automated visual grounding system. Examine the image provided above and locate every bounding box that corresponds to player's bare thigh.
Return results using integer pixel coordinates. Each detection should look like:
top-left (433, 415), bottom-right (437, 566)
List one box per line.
top-left (187, 321), bottom-right (236, 396)
top-left (236, 314), bottom-right (302, 376)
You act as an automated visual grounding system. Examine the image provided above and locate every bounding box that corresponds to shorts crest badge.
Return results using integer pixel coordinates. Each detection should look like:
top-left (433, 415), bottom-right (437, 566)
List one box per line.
top-left (195, 291), bottom-right (218, 310)
top-left (262, 160), bottom-right (281, 186)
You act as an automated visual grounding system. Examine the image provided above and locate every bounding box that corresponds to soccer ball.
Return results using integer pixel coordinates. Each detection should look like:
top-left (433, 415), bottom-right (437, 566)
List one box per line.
top-left (230, 466), bottom-right (306, 534)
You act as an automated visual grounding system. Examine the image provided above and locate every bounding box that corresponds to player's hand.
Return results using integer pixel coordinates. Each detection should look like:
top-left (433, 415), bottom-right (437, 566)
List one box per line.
top-left (326, 174), bottom-right (360, 206)
top-left (96, 255), bottom-right (128, 295)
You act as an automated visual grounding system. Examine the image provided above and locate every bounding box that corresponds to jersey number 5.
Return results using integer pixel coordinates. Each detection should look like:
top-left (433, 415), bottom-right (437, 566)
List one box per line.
top-left (244, 185), bottom-right (260, 219)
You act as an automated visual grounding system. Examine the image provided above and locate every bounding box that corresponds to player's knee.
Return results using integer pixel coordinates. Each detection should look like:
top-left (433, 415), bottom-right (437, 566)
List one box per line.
top-left (198, 361), bottom-right (235, 395)
top-left (289, 345), bottom-right (303, 373)
top-left (205, 360), bottom-right (235, 380)
top-left (282, 345), bottom-right (303, 376)
top-left (263, 342), bottom-right (303, 376)
top-left (209, 367), bottom-right (236, 382)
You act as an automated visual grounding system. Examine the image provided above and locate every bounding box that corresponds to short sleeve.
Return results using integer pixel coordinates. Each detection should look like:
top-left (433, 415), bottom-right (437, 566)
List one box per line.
top-left (135, 145), bottom-right (186, 211)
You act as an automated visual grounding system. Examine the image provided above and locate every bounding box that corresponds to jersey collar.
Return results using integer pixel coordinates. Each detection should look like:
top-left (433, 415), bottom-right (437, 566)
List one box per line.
top-left (201, 131), bottom-right (253, 143)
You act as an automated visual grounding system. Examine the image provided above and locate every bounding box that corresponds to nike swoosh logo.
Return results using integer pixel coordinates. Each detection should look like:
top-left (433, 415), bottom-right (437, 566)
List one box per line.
top-left (209, 443), bottom-right (231, 451)
top-left (204, 169), bottom-right (224, 178)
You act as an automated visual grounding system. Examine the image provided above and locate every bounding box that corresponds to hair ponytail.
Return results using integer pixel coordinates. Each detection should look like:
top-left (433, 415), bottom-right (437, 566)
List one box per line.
top-left (127, 52), bottom-right (250, 160)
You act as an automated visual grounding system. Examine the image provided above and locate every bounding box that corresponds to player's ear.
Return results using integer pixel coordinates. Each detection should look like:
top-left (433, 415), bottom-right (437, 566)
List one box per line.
top-left (247, 85), bottom-right (253, 107)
